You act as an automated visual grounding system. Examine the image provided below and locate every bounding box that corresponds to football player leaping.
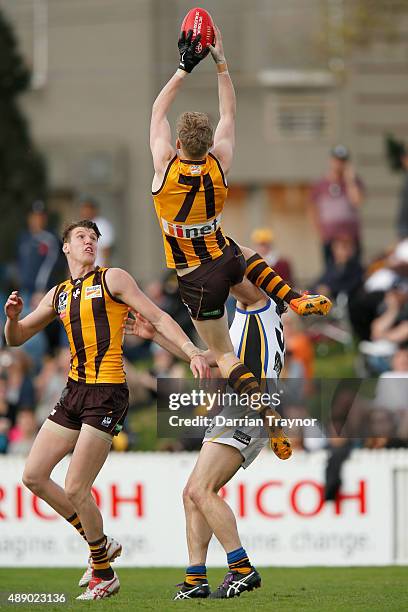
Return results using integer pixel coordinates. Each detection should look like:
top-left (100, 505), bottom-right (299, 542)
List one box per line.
top-left (150, 24), bottom-right (331, 458)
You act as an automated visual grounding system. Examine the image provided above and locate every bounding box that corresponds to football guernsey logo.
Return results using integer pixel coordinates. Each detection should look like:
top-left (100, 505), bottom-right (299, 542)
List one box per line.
top-left (85, 285), bottom-right (102, 300)
top-left (190, 165), bottom-right (202, 175)
top-left (57, 291), bottom-right (68, 315)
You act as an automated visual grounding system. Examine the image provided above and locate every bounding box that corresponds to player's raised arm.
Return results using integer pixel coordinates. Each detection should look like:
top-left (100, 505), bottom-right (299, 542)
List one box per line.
top-left (4, 288), bottom-right (56, 346)
top-left (106, 268), bottom-right (210, 378)
top-left (150, 31), bottom-right (206, 175)
top-left (209, 25), bottom-right (236, 175)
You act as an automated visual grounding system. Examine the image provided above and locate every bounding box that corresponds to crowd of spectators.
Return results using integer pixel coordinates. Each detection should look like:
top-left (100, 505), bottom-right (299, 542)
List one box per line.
top-left (1, 143), bottom-right (408, 460)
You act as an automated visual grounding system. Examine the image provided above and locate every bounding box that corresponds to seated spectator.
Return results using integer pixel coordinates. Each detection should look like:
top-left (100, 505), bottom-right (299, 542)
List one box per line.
top-left (0, 349), bottom-right (35, 421)
top-left (150, 344), bottom-right (186, 381)
top-left (8, 408), bottom-right (39, 455)
top-left (34, 347), bottom-right (71, 423)
top-left (314, 235), bottom-right (363, 300)
top-left (360, 280), bottom-right (408, 372)
top-left (364, 407), bottom-right (407, 449)
top-left (374, 348), bottom-right (408, 412)
top-left (250, 228), bottom-right (293, 285)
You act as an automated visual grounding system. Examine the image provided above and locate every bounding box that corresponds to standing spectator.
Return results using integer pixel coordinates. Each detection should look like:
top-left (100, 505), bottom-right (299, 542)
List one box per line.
top-left (310, 146), bottom-right (365, 265)
top-left (250, 227), bottom-right (293, 284)
top-left (79, 196), bottom-right (115, 267)
top-left (396, 144), bottom-right (408, 239)
top-left (17, 201), bottom-right (61, 301)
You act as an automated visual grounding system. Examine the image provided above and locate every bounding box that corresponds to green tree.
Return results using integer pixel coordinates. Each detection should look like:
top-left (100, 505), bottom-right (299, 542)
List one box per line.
top-left (320, 0), bottom-right (408, 72)
top-left (0, 9), bottom-right (47, 264)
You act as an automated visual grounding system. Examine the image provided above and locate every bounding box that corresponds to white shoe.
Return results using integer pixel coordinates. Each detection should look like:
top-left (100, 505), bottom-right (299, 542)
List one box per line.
top-left (78, 536), bottom-right (122, 588)
top-left (76, 571), bottom-right (120, 600)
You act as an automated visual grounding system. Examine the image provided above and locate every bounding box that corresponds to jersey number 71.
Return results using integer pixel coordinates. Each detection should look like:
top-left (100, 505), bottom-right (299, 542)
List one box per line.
top-left (174, 173), bottom-right (215, 222)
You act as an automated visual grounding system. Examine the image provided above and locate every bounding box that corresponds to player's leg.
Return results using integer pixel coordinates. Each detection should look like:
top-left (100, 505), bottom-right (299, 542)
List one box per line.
top-left (184, 442), bottom-right (244, 553)
top-left (174, 442), bottom-right (242, 600)
top-left (64, 425), bottom-right (111, 552)
top-left (65, 425), bottom-right (120, 599)
top-left (178, 240), bottom-right (265, 395)
top-left (186, 442), bottom-right (261, 599)
top-left (183, 488), bottom-right (213, 567)
top-left (173, 490), bottom-right (213, 599)
top-left (22, 422), bottom-right (79, 520)
top-left (239, 243), bottom-right (331, 315)
top-left (239, 244), bottom-right (298, 303)
top-left (227, 285), bottom-right (292, 460)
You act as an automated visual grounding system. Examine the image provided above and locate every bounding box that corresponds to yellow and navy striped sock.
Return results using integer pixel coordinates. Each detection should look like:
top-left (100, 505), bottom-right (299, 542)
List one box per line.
top-left (89, 535), bottom-right (114, 580)
top-left (227, 362), bottom-right (261, 397)
top-left (227, 547), bottom-right (252, 575)
top-left (184, 564), bottom-right (207, 587)
top-left (246, 253), bottom-right (300, 303)
top-left (66, 512), bottom-right (87, 541)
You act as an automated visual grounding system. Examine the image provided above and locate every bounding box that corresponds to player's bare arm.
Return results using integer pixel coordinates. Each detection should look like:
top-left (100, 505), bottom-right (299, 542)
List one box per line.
top-left (125, 310), bottom-right (216, 371)
top-left (209, 25), bottom-right (236, 175)
top-left (150, 30), bottom-right (206, 184)
top-left (105, 268), bottom-right (209, 378)
top-left (124, 311), bottom-right (197, 361)
top-left (4, 287), bottom-right (56, 346)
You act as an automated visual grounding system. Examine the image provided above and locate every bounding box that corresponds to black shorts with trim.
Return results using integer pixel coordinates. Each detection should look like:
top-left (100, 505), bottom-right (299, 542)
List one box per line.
top-left (177, 239), bottom-right (246, 320)
top-left (48, 378), bottom-right (129, 437)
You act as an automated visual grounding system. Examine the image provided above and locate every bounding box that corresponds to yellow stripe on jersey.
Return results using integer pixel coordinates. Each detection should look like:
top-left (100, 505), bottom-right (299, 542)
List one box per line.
top-left (238, 316), bottom-right (250, 361)
top-left (255, 314), bottom-right (267, 378)
top-left (153, 153), bottom-right (230, 269)
top-left (53, 267), bottom-right (128, 384)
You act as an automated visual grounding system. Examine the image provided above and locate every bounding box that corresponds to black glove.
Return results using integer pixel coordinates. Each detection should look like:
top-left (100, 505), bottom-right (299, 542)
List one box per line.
top-left (178, 30), bottom-right (206, 73)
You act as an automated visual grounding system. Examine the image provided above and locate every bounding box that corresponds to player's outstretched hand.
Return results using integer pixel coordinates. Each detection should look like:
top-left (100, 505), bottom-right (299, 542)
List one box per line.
top-left (4, 291), bottom-right (24, 320)
top-left (124, 311), bottom-right (156, 340)
top-left (209, 24), bottom-right (226, 65)
top-left (190, 354), bottom-right (211, 379)
top-left (178, 29), bottom-right (206, 73)
top-left (289, 294), bottom-right (332, 317)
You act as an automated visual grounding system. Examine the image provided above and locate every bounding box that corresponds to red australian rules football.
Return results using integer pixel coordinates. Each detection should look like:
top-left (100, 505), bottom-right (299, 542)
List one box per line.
top-left (180, 7), bottom-right (215, 57)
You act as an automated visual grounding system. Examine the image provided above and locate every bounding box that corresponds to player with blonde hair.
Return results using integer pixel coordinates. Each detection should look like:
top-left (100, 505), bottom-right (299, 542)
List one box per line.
top-left (150, 25), bottom-right (331, 457)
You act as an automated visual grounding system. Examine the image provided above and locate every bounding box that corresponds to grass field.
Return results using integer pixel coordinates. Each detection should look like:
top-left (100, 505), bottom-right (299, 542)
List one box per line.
top-left (0, 567), bottom-right (405, 611)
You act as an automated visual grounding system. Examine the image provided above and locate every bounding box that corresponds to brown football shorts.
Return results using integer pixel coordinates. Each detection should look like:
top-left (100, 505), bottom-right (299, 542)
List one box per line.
top-left (177, 239), bottom-right (246, 320)
top-left (47, 378), bottom-right (129, 437)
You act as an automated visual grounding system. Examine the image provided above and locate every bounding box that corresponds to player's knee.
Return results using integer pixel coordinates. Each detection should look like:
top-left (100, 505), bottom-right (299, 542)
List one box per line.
top-left (239, 244), bottom-right (253, 260)
top-left (185, 481), bottom-right (212, 508)
top-left (22, 468), bottom-right (45, 494)
top-left (182, 484), bottom-right (191, 505)
top-left (183, 482), bottom-right (198, 507)
top-left (65, 481), bottom-right (88, 508)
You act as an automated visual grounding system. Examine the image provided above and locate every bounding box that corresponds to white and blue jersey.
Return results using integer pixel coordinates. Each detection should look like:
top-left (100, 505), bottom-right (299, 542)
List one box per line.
top-left (230, 298), bottom-right (285, 382)
top-left (203, 298), bottom-right (285, 468)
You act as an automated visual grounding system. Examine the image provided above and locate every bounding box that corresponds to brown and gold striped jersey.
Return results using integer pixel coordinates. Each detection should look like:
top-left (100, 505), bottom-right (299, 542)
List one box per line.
top-left (153, 153), bottom-right (230, 269)
top-left (53, 267), bottom-right (128, 384)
